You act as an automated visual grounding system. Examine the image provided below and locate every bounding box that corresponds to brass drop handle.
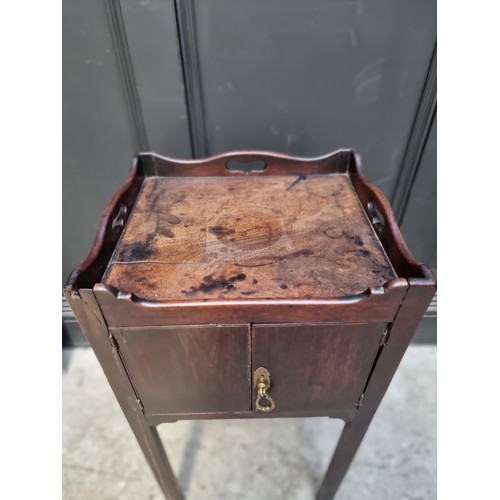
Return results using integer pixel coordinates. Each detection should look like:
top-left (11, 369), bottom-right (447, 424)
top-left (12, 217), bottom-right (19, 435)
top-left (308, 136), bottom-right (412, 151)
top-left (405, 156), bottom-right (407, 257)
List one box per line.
top-left (253, 367), bottom-right (276, 412)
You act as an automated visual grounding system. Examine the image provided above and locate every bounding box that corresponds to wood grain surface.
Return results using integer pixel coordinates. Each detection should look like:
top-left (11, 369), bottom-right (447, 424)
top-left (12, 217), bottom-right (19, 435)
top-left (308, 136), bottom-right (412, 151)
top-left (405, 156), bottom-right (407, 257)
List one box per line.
top-left (252, 323), bottom-right (386, 413)
top-left (112, 325), bottom-right (251, 415)
top-left (103, 174), bottom-right (396, 301)
top-left (94, 279), bottom-right (407, 327)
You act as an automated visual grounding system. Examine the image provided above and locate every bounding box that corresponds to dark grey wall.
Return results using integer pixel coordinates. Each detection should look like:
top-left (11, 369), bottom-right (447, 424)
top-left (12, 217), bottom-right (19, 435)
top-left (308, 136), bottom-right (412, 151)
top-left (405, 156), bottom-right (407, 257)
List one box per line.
top-left (62, 0), bottom-right (192, 285)
top-left (63, 0), bottom-right (436, 344)
top-left (120, 0), bottom-right (191, 154)
top-left (401, 115), bottom-right (436, 343)
top-left (193, 0), bottom-right (436, 201)
top-left (62, 0), bottom-right (136, 284)
top-left (401, 115), bottom-right (437, 275)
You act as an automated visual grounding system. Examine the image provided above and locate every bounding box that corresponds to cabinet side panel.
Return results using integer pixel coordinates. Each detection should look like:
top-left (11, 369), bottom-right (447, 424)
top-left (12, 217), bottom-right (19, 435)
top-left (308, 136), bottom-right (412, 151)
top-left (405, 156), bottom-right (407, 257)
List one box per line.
top-left (361, 282), bottom-right (435, 413)
top-left (63, 289), bottom-right (144, 416)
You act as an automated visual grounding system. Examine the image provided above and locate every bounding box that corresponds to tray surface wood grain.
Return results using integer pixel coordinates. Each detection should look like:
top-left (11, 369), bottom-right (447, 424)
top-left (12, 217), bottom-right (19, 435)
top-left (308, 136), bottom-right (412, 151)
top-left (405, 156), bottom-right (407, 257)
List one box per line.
top-left (103, 173), bottom-right (396, 301)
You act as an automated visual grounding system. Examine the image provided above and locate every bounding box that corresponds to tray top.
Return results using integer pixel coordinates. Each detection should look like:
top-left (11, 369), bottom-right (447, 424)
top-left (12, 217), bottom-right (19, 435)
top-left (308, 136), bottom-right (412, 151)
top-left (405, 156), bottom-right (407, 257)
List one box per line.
top-left (102, 173), bottom-right (396, 301)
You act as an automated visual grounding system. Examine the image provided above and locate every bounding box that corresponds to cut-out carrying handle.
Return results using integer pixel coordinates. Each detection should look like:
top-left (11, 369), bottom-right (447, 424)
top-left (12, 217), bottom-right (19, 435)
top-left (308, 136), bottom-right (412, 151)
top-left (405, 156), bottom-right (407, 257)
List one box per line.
top-left (219, 150), bottom-right (349, 175)
top-left (226, 156), bottom-right (267, 173)
top-left (220, 151), bottom-right (304, 174)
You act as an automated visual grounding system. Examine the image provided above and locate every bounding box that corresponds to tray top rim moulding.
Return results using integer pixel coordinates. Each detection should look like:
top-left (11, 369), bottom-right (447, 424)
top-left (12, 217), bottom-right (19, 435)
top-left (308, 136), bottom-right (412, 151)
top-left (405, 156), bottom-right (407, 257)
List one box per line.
top-left (64, 149), bottom-right (435, 306)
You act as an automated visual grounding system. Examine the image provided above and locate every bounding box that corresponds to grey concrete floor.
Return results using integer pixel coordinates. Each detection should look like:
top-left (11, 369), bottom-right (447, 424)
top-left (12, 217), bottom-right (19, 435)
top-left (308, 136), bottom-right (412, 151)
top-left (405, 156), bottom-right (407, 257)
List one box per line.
top-left (62, 346), bottom-right (436, 500)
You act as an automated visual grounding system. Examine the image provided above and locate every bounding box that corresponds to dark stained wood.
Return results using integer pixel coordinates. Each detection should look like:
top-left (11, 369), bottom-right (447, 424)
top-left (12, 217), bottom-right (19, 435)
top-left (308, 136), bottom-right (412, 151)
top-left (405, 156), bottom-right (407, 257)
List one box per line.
top-left (65, 157), bottom-right (144, 291)
top-left (65, 149), bottom-right (432, 298)
top-left (63, 289), bottom-right (183, 500)
top-left (139, 149), bottom-right (353, 177)
top-left (145, 408), bottom-right (356, 426)
top-left (112, 325), bottom-right (251, 415)
top-left (135, 426), bottom-right (183, 500)
top-left (103, 173), bottom-right (396, 301)
top-left (316, 418), bottom-right (373, 500)
top-left (316, 275), bottom-right (436, 500)
top-left (252, 323), bottom-right (386, 413)
top-left (348, 153), bottom-right (431, 279)
top-left (63, 288), bottom-right (140, 416)
top-left (94, 279), bottom-right (407, 327)
top-left (63, 149), bottom-right (436, 500)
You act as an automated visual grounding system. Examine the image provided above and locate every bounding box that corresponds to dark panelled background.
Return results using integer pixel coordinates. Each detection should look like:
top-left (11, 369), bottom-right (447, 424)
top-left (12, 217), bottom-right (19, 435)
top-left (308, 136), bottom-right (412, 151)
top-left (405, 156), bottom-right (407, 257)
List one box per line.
top-left (63, 0), bottom-right (436, 345)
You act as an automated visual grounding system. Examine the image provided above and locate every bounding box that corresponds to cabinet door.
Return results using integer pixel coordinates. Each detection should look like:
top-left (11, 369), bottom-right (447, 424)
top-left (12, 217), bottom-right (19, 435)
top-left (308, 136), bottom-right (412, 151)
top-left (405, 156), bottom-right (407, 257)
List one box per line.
top-left (113, 325), bottom-right (250, 415)
top-left (252, 323), bottom-right (386, 413)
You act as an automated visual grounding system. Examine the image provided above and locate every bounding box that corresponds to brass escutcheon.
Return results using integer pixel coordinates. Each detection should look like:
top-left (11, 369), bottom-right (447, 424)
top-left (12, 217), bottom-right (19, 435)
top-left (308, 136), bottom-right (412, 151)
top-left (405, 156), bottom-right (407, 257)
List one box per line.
top-left (253, 367), bottom-right (276, 412)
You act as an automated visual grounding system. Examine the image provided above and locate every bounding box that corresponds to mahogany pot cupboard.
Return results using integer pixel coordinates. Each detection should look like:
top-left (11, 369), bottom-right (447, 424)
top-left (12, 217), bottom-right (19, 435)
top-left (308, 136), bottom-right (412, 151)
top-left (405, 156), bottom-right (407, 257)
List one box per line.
top-left (64, 150), bottom-right (436, 499)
